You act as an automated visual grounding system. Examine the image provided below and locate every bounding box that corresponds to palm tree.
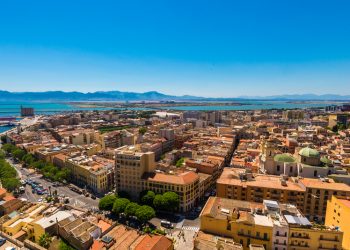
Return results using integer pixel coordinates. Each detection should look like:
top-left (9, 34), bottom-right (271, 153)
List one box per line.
top-left (38, 233), bottom-right (52, 249)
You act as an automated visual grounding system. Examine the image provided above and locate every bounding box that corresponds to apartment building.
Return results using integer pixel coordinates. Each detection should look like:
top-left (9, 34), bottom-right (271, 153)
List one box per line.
top-left (115, 145), bottom-right (156, 198)
top-left (325, 196), bottom-right (350, 250)
top-left (200, 197), bottom-right (343, 250)
top-left (217, 168), bottom-right (350, 221)
top-left (66, 155), bottom-right (115, 194)
top-left (115, 145), bottom-right (202, 212)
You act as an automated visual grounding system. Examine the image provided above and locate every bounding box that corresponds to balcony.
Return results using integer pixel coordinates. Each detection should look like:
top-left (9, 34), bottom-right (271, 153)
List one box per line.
top-left (290, 234), bottom-right (310, 239)
top-left (237, 232), bottom-right (269, 241)
top-left (273, 242), bottom-right (287, 246)
top-left (290, 244), bottom-right (310, 248)
top-left (319, 237), bottom-right (339, 242)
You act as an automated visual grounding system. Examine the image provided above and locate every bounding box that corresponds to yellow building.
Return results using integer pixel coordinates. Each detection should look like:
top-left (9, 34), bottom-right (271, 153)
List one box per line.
top-left (200, 197), bottom-right (272, 250)
top-left (288, 225), bottom-right (343, 250)
top-left (66, 155), bottom-right (114, 194)
top-left (325, 195), bottom-right (350, 250)
top-left (200, 197), bottom-right (344, 250)
top-left (1, 203), bottom-right (48, 241)
top-left (217, 168), bottom-right (350, 221)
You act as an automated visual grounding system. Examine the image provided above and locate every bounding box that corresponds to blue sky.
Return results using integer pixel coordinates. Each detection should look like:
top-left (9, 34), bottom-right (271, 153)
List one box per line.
top-left (0, 0), bottom-right (349, 97)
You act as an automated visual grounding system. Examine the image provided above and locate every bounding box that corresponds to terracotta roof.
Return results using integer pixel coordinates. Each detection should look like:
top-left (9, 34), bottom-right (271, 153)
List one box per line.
top-left (0, 188), bottom-right (6, 197)
top-left (135, 235), bottom-right (172, 250)
top-left (147, 171), bottom-right (199, 185)
top-left (97, 219), bottom-right (112, 233)
top-left (300, 178), bottom-right (350, 191)
top-left (3, 195), bottom-right (16, 201)
top-left (217, 168), bottom-right (304, 192)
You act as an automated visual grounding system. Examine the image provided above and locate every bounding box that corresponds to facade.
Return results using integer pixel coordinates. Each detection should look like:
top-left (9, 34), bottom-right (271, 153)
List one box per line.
top-left (115, 145), bottom-right (202, 212)
top-left (115, 145), bottom-right (156, 199)
top-left (200, 197), bottom-right (343, 250)
top-left (325, 196), bottom-right (350, 250)
top-left (66, 155), bottom-right (115, 194)
top-left (20, 106), bottom-right (34, 117)
top-left (217, 168), bottom-right (350, 221)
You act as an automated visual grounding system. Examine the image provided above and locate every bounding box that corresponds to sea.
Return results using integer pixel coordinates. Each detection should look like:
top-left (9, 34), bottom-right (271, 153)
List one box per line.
top-left (0, 100), bottom-right (341, 133)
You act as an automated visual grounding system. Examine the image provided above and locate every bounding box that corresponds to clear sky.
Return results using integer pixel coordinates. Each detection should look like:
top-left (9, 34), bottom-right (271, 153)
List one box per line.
top-left (0, 0), bottom-right (349, 97)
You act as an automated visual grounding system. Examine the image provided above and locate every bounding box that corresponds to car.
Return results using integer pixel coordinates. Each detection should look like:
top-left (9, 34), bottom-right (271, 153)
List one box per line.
top-left (195, 206), bottom-right (202, 213)
top-left (160, 220), bottom-right (174, 229)
top-left (91, 195), bottom-right (96, 200)
top-left (0, 237), bottom-right (6, 246)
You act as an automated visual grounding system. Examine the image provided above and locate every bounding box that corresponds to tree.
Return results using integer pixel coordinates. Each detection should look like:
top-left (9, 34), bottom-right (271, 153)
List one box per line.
top-left (0, 135), bottom-right (6, 143)
top-left (135, 205), bottom-right (156, 223)
top-left (12, 148), bottom-right (26, 161)
top-left (0, 151), bottom-right (5, 160)
top-left (124, 202), bottom-right (140, 217)
top-left (140, 190), bottom-right (155, 206)
top-left (2, 178), bottom-right (21, 192)
top-left (176, 157), bottom-right (185, 167)
top-left (138, 127), bottom-right (147, 135)
top-left (59, 240), bottom-right (75, 250)
top-left (153, 194), bottom-right (166, 211)
top-left (112, 198), bottom-right (130, 215)
top-left (23, 153), bottom-right (35, 165)
top-left (162, 192), bottom-right (180, 211)
top-left (99, 194), bottom-right (117, 211)
top-left (2, 143), bottom-right (15, 154)
top-left (38, 233), bottom-right (52, 249)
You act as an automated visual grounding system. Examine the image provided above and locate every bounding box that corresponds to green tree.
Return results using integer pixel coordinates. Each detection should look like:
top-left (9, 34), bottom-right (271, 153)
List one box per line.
top-left (99, 194), bottom-right (117, 211)
top-left (153, 194), bottom-right (166, 211)
top-left (58, 240), bottom-right (75, 250)
top-left (38, 233), bottom-right (52, 249)
top-left (0, 135), bottom-right (7, 143)
top-left (1, 178), bottom-right (21, 191)
top-left (140, 190), bottom-right (155, 206)
top-left (135, 205), bottom-right (156, 223)
top-left (12, 148), bottom-right (26, 161)
top-left (138, 127), bottom-right (147, 135)
top-left (162, 192), bottom-right (180, 211)
top-left (2, 143), bottom-right (15, 154)
top-left (176, 157), bottom-right (185, 167)
top-left (124, 202), bottom-right (140, 217)
top-left (0, 151), bottom-right (5, 160)
top-left (23, 153), bottom-right (35, 165)
top-left (112, 198), bottom-right (130, 215)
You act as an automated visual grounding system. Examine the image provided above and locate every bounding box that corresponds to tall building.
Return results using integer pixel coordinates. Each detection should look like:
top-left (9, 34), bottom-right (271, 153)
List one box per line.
top-left (115, 146), bottom-right (156, 198)
top-left (20, 106), bottom-right (34, 116)
top-left (325, 196), bottom-right (350, 250)
top-left (115, 145), bottom-right (202, 212)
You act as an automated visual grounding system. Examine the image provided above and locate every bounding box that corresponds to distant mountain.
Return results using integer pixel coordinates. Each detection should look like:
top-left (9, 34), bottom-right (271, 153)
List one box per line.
top-left (0, 90), bottom-right (349, 102)
top-left (238, 94), bottom-right (350, 101)
top-left (0, 90), bottom-right (200, 102)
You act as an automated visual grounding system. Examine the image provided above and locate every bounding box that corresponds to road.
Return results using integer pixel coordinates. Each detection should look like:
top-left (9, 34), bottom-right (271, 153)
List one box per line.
top-left (7, 158), bottom-right (100, 211)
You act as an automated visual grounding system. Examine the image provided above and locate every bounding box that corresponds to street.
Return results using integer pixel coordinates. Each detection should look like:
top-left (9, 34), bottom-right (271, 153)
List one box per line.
top-left (8, 158), bottom-right (99, 211)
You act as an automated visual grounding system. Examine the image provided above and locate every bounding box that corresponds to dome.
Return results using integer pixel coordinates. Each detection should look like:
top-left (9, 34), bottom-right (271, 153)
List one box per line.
top-left (299, 147), bottom-right (320, 158)
top-left (274, 153), bottom-right (296, 163)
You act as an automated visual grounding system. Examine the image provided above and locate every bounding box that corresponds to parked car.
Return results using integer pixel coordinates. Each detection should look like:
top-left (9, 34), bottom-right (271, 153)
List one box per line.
top-left (160, 220), bottom-right (174, 229)
top-left (0, 237), bottom-right (6, 246)
top-left (91, 195), bottom-right (96, 200)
